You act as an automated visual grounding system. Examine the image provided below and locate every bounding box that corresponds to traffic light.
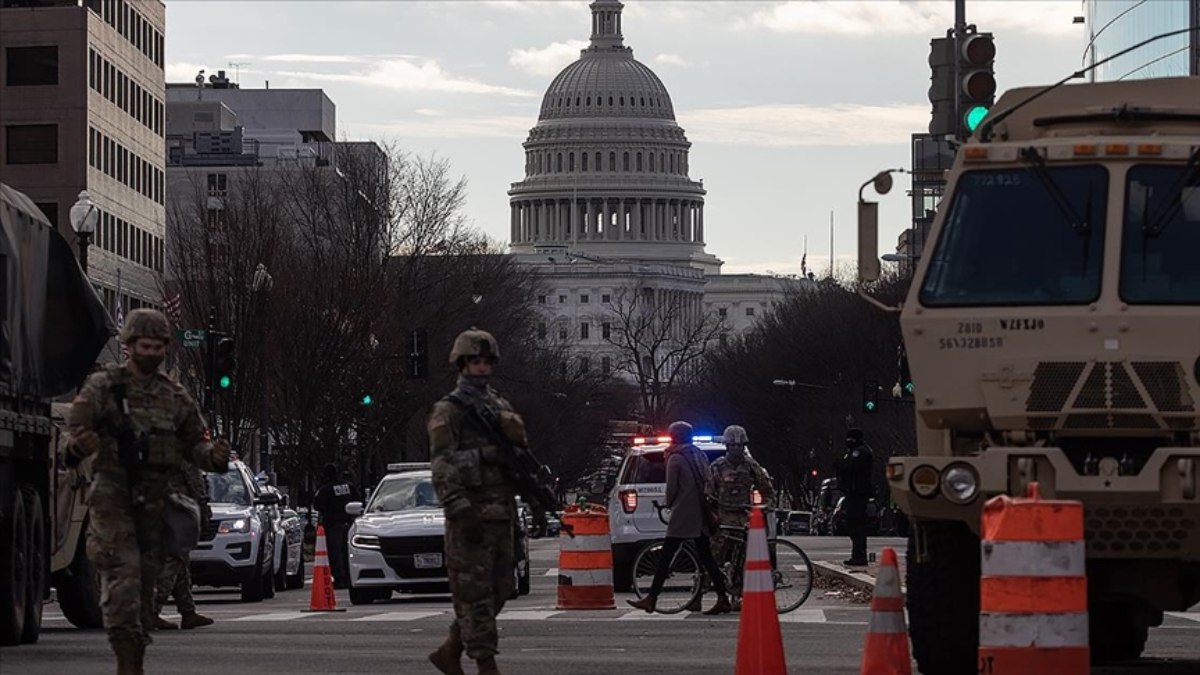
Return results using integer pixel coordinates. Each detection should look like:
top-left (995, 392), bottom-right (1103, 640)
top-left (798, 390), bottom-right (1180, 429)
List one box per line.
top-left (863, 380), bottom-right (879, 413)
top-left (927, 35), bottom-right (956, 137)
top-left (214, 336), bottom-right (235, 391)
top-left (958, 29), bottom-right (996, 138)
top-left (406, 329), bottom-right (428, 379)
top-left (361, 394), bottom-right (374, 406)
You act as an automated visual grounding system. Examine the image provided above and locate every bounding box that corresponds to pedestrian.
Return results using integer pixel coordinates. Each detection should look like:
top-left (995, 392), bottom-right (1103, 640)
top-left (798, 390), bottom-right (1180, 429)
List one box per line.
top-left (65, 309), bottom-right (230, 674)
top-left (312, 462), bottom-right (360, 589)
top-left (836, 428), bottom-right (874, 566)
top-left (705, 424), bottom-right (775, 610)
top-left (152, 459), bottom-right (214, 630)
top-left (427, 328), bottom-right (524, 675)
top-left (627, 421), bottom-right (732, 616)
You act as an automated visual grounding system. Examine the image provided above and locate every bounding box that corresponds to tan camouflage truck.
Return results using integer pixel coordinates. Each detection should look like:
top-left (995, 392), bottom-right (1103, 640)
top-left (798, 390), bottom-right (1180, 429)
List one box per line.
top-left (862, 77), bottom-right (1200, 674)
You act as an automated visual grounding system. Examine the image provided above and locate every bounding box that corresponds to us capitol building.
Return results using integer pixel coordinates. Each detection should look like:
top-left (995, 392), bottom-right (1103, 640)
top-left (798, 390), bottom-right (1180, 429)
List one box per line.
top-left (508, 0), bottom-right (805, 374)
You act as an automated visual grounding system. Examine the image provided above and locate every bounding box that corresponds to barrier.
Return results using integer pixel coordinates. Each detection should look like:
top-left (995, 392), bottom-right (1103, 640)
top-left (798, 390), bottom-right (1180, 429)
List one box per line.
top-left (302, 525), bottom-right (345, 613)
top-left (859, 547), bottom-right (911, 675)
top-left (556, 504), bottom-right (616, 609)
top-left (734, 506), bottom-right (786, 675)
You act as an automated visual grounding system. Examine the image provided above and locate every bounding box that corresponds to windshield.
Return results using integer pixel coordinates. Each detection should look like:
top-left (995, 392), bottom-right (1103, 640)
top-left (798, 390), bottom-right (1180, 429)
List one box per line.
top-left (1120, 164), bottom-right (1200, 304)
top-left (207, 469), bottom-right (251, 506)
top-left (366, 474), bottom-right (440, 513)
top-left (920, 166), bottom-right (1108, 307)
top-left (619, 448), bottom-right (724, 484)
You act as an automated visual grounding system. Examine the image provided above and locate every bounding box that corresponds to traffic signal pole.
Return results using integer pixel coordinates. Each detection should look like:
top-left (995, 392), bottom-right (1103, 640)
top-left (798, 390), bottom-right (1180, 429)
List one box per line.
top-left (954, 0), bottom-right (966, 141)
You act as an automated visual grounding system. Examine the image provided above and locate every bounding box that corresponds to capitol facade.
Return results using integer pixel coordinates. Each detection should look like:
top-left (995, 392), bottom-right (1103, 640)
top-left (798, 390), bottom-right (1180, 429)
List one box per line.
top-left (509, 0), bottom-right (806, 377)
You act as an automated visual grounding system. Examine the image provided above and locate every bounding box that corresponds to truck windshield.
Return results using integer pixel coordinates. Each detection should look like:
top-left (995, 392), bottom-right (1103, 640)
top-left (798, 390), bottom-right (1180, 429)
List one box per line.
top-left (920, 166), bottom-right (1108, 307)
top-left (1120, 164), bottom-right (1200, 303)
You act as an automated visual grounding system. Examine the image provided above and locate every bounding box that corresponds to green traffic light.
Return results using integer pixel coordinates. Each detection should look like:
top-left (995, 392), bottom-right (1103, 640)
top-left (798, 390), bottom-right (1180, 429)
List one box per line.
top-left (965, 105), bottom-right (989, 132)
top-left (865, 401), bottom-right (877, 411)
top-left (361, 394), bottom-right (373, 406)
top-left (219, 375), bottom-right (232, 389)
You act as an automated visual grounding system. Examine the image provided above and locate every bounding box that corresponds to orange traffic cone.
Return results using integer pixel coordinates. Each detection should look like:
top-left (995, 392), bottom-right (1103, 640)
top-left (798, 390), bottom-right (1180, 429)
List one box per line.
top-left (302, 525), bottom-right (345, 613)
top-left (734, 506), bottom-right (787, 675)
top-left (859, 547), bottom-right (911, 675)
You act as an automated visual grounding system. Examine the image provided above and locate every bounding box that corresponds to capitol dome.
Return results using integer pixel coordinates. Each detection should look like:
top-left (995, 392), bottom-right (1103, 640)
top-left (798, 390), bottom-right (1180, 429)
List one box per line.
top-left (508, 0), bottom-right (718, 272)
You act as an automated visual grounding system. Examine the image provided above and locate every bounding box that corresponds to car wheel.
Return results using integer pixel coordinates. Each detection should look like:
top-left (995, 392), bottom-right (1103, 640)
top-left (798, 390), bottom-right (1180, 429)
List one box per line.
top-left (274, 547), bottom-right (288, 592)
top-left (349, 586), bottom-right (388, 605)
top-left (53, 521), bottom-right (104, 629)
top-left (240, 546), bottom-right (267, 602)
top-left (0, 488), bottom-right (29, 646)
top-left (286, 555), bottom-right (305, 590)
top-left (518, 558), bottom-right (531, 596)
top-left (20, 488), bottom-right (45, 644)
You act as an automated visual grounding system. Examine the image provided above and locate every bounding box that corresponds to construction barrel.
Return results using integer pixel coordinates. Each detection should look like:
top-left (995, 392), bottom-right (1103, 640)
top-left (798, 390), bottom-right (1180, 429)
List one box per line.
top-left (556, 504), bottom-right (616, 610)
top-left (978, 482), bottom-right (1088, 674)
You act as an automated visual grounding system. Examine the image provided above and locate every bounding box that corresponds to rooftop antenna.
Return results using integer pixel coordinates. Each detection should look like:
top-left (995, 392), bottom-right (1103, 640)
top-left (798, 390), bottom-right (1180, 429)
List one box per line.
top-left (228, 62), bottom-right (250, 85)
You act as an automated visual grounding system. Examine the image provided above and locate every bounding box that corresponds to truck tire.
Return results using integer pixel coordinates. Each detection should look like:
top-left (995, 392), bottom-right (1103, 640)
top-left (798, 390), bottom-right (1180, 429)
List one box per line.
top-left (906, 520), bottom-right (980, 675)
top-left (1090, 601), bottom-right (1149, 663)
top-left (20, 488), bottom-right (45, 644)
top-left (0, 490), bottom-right (29, 646)
top-left (54, 523), bottom-right (104, 629)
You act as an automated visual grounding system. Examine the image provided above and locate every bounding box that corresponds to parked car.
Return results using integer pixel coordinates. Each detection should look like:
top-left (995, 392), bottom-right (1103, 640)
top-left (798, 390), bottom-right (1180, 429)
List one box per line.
top-left (278, 506), bottom-right (306, 590)
top-left (782, 510), bottom-right (813, 536)
top-left (190, 460), bottom-right (283, 602)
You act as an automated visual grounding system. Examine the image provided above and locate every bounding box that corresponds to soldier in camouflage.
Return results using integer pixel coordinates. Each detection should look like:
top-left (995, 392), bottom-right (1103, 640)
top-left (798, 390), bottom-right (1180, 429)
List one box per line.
top-left (65, 309), bottom-right (230, 674)
top-left (427, 328), bottom-right (523, 675)
top-left (708, 425), bottom-right (775, 593)
top-left (152, 460), bottom-right (214, 630)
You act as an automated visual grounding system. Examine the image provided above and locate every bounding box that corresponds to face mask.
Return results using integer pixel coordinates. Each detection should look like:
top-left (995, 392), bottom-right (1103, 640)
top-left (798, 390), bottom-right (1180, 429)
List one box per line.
top-left (132, 353), bottom-right (164, 373)
top-left (461, 374), bottom-right (489, 389)
top-left (726, 446), bottom-right (745, 463)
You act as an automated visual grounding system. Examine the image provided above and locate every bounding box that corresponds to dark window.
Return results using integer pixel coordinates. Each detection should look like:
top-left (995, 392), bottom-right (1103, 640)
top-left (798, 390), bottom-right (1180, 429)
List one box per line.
top-left (558, 327), bottom-right (568, 340)
top-left (537, 294), bottom-right (546, 304)
top-left (602, 294), bottom-right (611, 303)
top-left (5, 124), bottom-right (57, 164)
top-left (581, 294), bottom-right (589, 304)
top-left (602, 322), bottom-right (611, 339)
top-left (1120, 164), bottom-right (1200, 304)
top-left (5, 46), bottom-right (58, 86)
top-left (579, 357), bottom-right (590, 373)
top-left (920, 166), bottom-right (1108, 307)
top-left (582, 153), bottom-right (588, 172)
top-left (718, 307), bottom-right (727, 317)
top-left (602, 356), bottom-right (611, 374)
top-left (569, 152), bottom-right (575, 172)
top-left (623, 152), bottom-right (630, 171)
top-left (580, 323), bottom-right (590, 339)
top-left (745, 307), bottom-right (755, 317)
top-left (558, 294), bottom-right (567, 304)
top-left (537, 322), bottom-right (547, 339)
top-left (637, 152), bottom-right (643, 171)
top-left (34, 201), bottom-right (57, 227)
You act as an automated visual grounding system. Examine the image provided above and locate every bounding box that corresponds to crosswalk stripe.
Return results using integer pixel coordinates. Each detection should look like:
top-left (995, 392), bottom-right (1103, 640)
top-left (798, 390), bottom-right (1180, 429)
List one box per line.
top-left (230, 612), bottom-right (319, 622)
top-left (777, 609), bottom-right (827, 624)
top-left (1166, 612), bottom-right (1200, 623)
top-left (544, 568), bottom-right (559, 576)
top-left (500, 610), bottom-right (566, 621)
top-left (350, 610), bottom-right (446, 622)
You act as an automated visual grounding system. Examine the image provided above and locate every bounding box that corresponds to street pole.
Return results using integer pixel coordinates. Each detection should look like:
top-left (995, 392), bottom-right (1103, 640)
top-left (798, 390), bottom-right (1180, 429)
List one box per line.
top-left (259, 296), bottom-right (269, 476)
top-left (954, 0), bottom-right (966, 142)
top-left (204, 306), bottom-right (216, 427)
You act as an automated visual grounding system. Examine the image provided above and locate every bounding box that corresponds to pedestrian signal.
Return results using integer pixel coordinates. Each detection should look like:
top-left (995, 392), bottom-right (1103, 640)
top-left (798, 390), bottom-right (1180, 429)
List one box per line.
top-left (361, 394), bottom-right (374, 406)
top-left (863, 380), bottom-right (879, 413)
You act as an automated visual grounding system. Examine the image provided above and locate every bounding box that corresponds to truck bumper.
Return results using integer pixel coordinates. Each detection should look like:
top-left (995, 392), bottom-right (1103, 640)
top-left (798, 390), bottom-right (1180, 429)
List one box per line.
top-left (888, 447), bottom-right (1200, 559)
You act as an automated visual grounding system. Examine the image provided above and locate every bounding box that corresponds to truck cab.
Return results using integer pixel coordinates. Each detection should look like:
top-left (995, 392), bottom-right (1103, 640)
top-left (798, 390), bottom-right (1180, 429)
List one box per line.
top-left (881, 77), bottom-right (1200, 673)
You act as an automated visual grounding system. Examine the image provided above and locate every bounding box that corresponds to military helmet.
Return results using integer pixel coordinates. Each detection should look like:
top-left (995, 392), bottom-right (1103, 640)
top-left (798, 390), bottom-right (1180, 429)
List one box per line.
top-left (667, 420), bottom-right (693, 443)
top-left (722, 425), bottom-right (749, 445)
top-left (846, 427), bottom-right (865, 443)
top-left (449, 328), bottom-right (500, 366)
top-left (120, 308), bottom-right (172, 344)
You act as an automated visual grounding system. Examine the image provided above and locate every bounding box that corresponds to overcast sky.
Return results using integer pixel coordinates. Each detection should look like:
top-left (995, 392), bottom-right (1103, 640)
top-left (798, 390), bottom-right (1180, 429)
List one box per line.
top-left (164, 0), bottom-right (1086, 275)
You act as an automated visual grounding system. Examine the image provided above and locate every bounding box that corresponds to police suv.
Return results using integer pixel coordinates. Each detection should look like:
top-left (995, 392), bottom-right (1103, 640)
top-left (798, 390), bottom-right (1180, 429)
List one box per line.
top-left (607, 434), bottom-right (769, 591)
top-left (190, 460), bottom-right (283, 602)
top-left (345, 463), bottom-right (532, 605)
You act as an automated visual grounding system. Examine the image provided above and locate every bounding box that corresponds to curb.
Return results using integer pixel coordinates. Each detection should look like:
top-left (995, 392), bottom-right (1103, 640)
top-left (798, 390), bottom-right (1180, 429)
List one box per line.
top-left (812, 561), bottom-right (906, 596)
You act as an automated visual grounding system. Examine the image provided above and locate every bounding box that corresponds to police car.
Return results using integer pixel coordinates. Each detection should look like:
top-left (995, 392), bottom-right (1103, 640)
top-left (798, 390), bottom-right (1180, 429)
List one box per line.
top-left (607, 434), bottom-right (769, 591)
top-left (190, 460), bottom-right (283, 602)
top-left (344, 463), bottom-right (532, 605)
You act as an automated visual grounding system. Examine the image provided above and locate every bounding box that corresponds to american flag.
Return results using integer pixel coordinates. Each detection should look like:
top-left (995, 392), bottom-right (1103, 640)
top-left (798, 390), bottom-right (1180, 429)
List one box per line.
top-left (800, 253), bottom-right (808, 277)
top-left (163, 293), bottom-right (182, 322)
top-left (115, 300), bottom-right (125, 331)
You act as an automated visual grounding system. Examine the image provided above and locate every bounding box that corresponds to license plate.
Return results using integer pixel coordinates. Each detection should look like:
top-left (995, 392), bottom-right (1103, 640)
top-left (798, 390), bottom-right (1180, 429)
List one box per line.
top-left (414, 553), bottom-right (443, 569)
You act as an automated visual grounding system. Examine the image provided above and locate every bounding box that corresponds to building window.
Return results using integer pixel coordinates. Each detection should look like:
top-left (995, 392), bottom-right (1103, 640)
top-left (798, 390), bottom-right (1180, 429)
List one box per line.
top-left (558, 294), bottom-right (567, 304)
top-left (745, 307), bottom-right (755, 317)
top-left (537, 295), bottom-right (546, 304)
top-left (602, 322), bottom-right (611, 339)
top-left (623, 152), bottom-right (630, 171)
top-left (595, 152), bottom-right (601, 171)
top-left (207, 173), bottom-right (227, 195)
top-left (579, 357), bottom-right (590, 373)
top-left (601, 294), bottom-right (611, 303)
top-left (556, 153), bottom-right (563, 172)
top-left (581, 152), bottom-right (588, 172)
top-left (34, 202), bottom-right (57, 228)
top-left (601, 356), bottom-right (611, 374)
top-left (5, 46), bottom-right (58, 87)
top-left (537, 322), bottom-right (547, 339)
top-left (718, 307), bottom-right (727, 317)
top-left (569, 152), bottom-right (575, 172)
top-left (580, 294), bottom-right (589, 304)
top-left (559, 327), bottom-right (568, 340)
top-left (637, 152), bottom-right (643, 171)
top-left (5, 124), bottom-right (57, 164)
top-left (609, 152), bottom-right (616, 171)
top-left (580, 323), bottom-right (590, 339)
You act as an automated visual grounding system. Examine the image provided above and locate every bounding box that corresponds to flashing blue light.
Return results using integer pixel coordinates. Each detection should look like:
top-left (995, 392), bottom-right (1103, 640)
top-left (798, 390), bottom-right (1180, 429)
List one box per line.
top-left (693, 435), bottom-right (714, 442)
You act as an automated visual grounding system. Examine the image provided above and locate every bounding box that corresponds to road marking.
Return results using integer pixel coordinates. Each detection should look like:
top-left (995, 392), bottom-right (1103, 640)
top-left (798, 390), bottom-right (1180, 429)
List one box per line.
top-left (777, 609), bottom-right (828, 623)
top-left (1166, 612), bottom-right (1200, 623)
top-left (500, 610), bottom-right (565, 621)
top-left (618, 609), bottom-right (693, 621)
top-left (544, 568), bottom-right (559, 576)
top-left (351, 610), bottom-right (446, 622)
top-left (230, 612), bottom-right (320, 622)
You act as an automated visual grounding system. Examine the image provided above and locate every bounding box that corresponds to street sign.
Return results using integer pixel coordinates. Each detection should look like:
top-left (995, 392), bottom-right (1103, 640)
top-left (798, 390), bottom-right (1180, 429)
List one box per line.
top-left (176, 328), bottom-right (207, 348)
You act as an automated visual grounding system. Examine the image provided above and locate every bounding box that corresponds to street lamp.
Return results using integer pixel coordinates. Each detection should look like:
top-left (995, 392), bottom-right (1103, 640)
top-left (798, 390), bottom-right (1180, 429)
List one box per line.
top-left (252, 263), bottom-right (273, 476)
top-left (857, 169), bottom-right (905, 283)
top-left (69, 190), bottom-right (99, 274)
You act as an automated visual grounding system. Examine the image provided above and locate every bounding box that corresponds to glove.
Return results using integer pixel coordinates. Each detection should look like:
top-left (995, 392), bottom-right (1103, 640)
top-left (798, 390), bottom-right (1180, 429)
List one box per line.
top-left (68, 430), bottom-right (100, 461)
top-left (210, 438), bottom-right (231, 467)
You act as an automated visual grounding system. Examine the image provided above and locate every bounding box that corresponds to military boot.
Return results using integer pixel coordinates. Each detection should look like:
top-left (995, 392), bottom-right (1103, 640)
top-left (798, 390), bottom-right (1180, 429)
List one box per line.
top-left (179, 612), bottom-right (214, 629)
top-left (428, 631), bottom-right (466, 675)
top-left (476, 656), bottom-right (502, 675)
top-left (152, 616), bottom-right (178, 631)
top-left (112, 636), bottom-right (145, 675)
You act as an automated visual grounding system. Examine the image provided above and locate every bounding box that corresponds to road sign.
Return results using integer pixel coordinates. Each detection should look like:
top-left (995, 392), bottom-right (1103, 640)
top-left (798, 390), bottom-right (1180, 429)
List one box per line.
top-left (176, 328), bottom-right (207, 348)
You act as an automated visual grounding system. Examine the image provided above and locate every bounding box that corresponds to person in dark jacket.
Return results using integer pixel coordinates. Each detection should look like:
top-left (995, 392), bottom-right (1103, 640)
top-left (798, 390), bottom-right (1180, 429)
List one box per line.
top-left (312, 462), bottom-right (361, 588)
top-left (836, 428), bottom-right (874, 566)
top-left (627, 421), bottom-right (732, 615)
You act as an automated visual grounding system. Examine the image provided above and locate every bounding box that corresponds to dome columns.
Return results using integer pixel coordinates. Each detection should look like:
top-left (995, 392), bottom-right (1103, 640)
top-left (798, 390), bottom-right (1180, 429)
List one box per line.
top-left (510, 196), bottom-right (704, 246)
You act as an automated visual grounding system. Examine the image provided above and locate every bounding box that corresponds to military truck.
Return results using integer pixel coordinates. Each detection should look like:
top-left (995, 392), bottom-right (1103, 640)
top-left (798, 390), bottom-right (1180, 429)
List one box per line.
top-left (0, 184), bottom-right (113, 645)
top-left (859, 76), bottom-right (1200, 673)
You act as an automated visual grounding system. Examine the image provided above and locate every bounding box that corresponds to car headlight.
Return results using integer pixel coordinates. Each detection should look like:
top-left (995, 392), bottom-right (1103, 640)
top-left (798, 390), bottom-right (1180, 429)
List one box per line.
top-left (218, 518), bottom-right (250, 534)
top-left (909, 465), bottom-right (940, 498)
top-left (351, 534), bottom-right (381, 550)
top-left (940, 464), bottom-right (980, 504)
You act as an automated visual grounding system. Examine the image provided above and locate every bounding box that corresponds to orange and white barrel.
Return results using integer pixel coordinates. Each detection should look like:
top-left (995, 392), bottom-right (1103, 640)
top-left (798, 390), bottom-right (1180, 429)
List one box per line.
top-left (978, 482), bottom-right (1088, 675)
top-left (556, 505), bottom-right (616, 610)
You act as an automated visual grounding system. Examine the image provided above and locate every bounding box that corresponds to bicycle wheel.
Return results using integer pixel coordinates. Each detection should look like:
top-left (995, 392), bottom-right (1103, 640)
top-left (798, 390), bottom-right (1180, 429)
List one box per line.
top-left (631, 540), bottom-right (702, 615)
top-left (769, 539), bottom-right (814, 613)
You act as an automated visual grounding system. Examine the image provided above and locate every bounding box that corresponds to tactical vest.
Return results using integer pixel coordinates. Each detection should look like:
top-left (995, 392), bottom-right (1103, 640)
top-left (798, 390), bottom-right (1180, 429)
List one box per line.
top-left (90, 365), bottom-right (186, 474)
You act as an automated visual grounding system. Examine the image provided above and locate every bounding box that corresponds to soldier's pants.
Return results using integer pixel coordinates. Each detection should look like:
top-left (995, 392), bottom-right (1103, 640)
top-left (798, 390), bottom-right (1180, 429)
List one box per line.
top-left (86, 473), bottom-right (167, 648)
top-left (710, 512), bottom-right (746, 569)
top-left (445, 517), bottom-right (514, 660)
top-left (155, 554), bottom-right (196, 615)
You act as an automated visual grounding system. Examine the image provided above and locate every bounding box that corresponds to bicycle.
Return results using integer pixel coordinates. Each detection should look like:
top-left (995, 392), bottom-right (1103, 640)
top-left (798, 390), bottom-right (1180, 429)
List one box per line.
top-left (629, 501), bottom-right (814, 614)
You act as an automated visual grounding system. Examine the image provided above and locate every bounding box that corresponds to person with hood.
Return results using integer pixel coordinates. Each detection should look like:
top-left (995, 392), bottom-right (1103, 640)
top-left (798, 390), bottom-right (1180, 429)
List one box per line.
top-left (627, 421), bottom-right (732, 615)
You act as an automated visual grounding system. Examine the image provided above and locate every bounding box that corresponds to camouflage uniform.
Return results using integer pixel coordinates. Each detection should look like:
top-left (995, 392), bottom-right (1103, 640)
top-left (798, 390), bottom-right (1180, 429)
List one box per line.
top-left (708, 451), bottom-right (775, 564)
top-left (428, 329), bottom-right (522, 674)
top-left (154, 461), bottom-right (209, 623)
top-left (66, 309), bottom-right (227, 672)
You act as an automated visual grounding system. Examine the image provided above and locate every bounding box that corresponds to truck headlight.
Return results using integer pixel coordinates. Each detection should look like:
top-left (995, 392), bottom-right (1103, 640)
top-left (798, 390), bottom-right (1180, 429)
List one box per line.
top-left (351, 534), bottom-right (381, 550)
top-left (910, 465), bottom-right (940, 498)
top-left (218, 518), bottom-right (250, 534)
top-left (941, 464), bottom-right (979, 504)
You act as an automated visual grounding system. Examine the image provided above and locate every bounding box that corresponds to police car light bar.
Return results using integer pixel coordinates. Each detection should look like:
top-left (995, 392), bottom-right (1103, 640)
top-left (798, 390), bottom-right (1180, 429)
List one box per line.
top-left (693, 435), bottom-right (713, 442)
top-left (632, 436), bottom-right (673, 446)
top-left (386, 462), bottom-right (432, 473)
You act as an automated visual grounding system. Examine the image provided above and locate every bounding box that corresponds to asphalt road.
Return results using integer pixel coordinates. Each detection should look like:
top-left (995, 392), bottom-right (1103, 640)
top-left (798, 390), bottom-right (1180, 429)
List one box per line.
top-left (5, 536), bottom-right (1200, 674)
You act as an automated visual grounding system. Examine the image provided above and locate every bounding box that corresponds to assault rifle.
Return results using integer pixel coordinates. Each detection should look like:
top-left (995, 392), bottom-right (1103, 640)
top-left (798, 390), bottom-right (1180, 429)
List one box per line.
top-left (451, 394), bottom-right (574, 537)
top-left (110, 383), bottom-right (149, 485)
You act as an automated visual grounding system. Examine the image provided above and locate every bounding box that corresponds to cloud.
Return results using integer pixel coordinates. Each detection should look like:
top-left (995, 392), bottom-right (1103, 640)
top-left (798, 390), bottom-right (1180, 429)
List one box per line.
top-left (739, 1), bottom-right (1080, 37)
top-left (654, 53), bottom-right (690, 67)
top-left (258, 54), bottom-right (369, 64)
top-left (508, 40), bottom-right (588, 77)
top-left (165, 61), bottom-right (211, 83)
top-left (351, 115), bottom-right (533, 140)
top-left (679, 103), bottom-right (927, 147)
top-left (720, 254), bottom-right (858, 276)
top-left (270, 58), bottom-right (537, 97)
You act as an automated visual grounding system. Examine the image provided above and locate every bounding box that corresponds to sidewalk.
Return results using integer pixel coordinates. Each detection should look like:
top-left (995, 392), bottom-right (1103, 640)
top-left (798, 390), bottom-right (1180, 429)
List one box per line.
top-left (813, 550), bottom-right (907, 597)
